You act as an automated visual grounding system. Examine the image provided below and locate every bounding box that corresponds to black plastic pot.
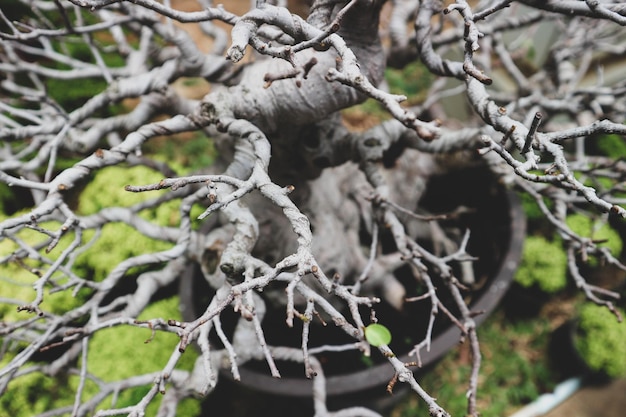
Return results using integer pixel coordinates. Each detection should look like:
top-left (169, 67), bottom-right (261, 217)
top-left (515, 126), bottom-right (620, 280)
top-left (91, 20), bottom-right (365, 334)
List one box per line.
top-left (182, 167), bottom-right (526, 398)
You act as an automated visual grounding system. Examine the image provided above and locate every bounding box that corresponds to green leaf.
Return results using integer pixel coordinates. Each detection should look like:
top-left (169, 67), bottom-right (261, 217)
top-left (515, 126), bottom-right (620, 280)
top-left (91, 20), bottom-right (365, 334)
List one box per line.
top-left (365, 323), bottom-right (392, 347)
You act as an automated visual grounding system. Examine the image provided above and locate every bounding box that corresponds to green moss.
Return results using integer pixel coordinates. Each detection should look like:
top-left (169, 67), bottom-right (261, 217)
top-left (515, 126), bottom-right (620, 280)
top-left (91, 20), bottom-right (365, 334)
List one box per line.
top-left (0, 371), bottom-right (86, 416)
top-left (0, 298), bottom-right (200, 417)
top-left (78, 165), bottom-right (168, 215)
top-left (79, 163), bottom-right (204, 222)
top-left (178, 397), bottom-right (202, 416)
top-left (515, 236), bottom-right (568, 293)
top-left (0, 213), bottom-right (90, 319)
top-left (144, 133), bottom-right (217, 174)
top-left (385, 61), bottom-right (434, 104)
top-left (575, 304), bottom-right (626, 377)
top-left (341, 62), bottom-right (433, 127)
top-left (519, 192), bottom-right (543, 220)
top-left (180, 135), bottom-right (218, 172)
top-left (74, 223), bottom-right (172, 281)
top-left (341, 98), bottom-right (389, 127)
top-left (88, 296), bottom-right (196, 380)
top-left (518, 191), bottom-right (555, 222)
top-left (565, 214), bottom-right (622, 264)
top-left (44, 36), bottom-right (125, 111)
top-left (73, 165), bottom-right (183, 280)
top-left (392, 310), bottom-right (555, 417)
top-left (88, 296), bottom-right (200, 414)
top-left (46, 77), bottom-right (108, 110)
top-left (0, 183), bottom-right (15, 214)
top-left (596, 134), bottom-right (626, 159)
top-left (94, 386), bottom-right (200, 417)
top-left (0, 265), bottom-right (87, 320)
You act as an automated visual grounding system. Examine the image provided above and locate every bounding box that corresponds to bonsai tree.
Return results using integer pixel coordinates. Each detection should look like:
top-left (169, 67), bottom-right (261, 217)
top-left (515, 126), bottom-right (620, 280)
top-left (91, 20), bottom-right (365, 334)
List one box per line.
top-left (1, 1), bottom-right (625, 416)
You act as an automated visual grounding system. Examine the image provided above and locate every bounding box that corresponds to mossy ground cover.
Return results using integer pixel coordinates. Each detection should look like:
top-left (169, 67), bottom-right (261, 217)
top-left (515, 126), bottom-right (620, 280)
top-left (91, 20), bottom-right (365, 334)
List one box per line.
top-left (575, 304), bottom-right (626, 378)
top-left (86, 296), bottom-right (201, 416)
top-left (0, 296), bottom-right (200, 417)
top-left (1, 144), bottom-right (211, 416)
top-left (516, 235), bottom-right (568, 293)
top-left (390, 308), bottom-right (559, 417)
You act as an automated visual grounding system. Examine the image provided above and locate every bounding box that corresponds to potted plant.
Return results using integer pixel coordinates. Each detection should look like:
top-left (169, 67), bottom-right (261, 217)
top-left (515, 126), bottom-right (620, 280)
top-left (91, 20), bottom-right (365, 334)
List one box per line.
top-left (514, 236), bottom-right (568, 294)
top-left (180, 158), bottom-right (526, 400)
top-left (505, 235), bottom-right (568, 317)
top-left (573, 304), bottom-right (626, 380)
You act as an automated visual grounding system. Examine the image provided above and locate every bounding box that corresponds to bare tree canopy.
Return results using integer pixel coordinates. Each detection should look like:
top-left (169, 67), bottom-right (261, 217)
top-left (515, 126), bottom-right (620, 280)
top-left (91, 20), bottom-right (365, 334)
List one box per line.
top-left (1, 0), bottom-right (625, 416)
